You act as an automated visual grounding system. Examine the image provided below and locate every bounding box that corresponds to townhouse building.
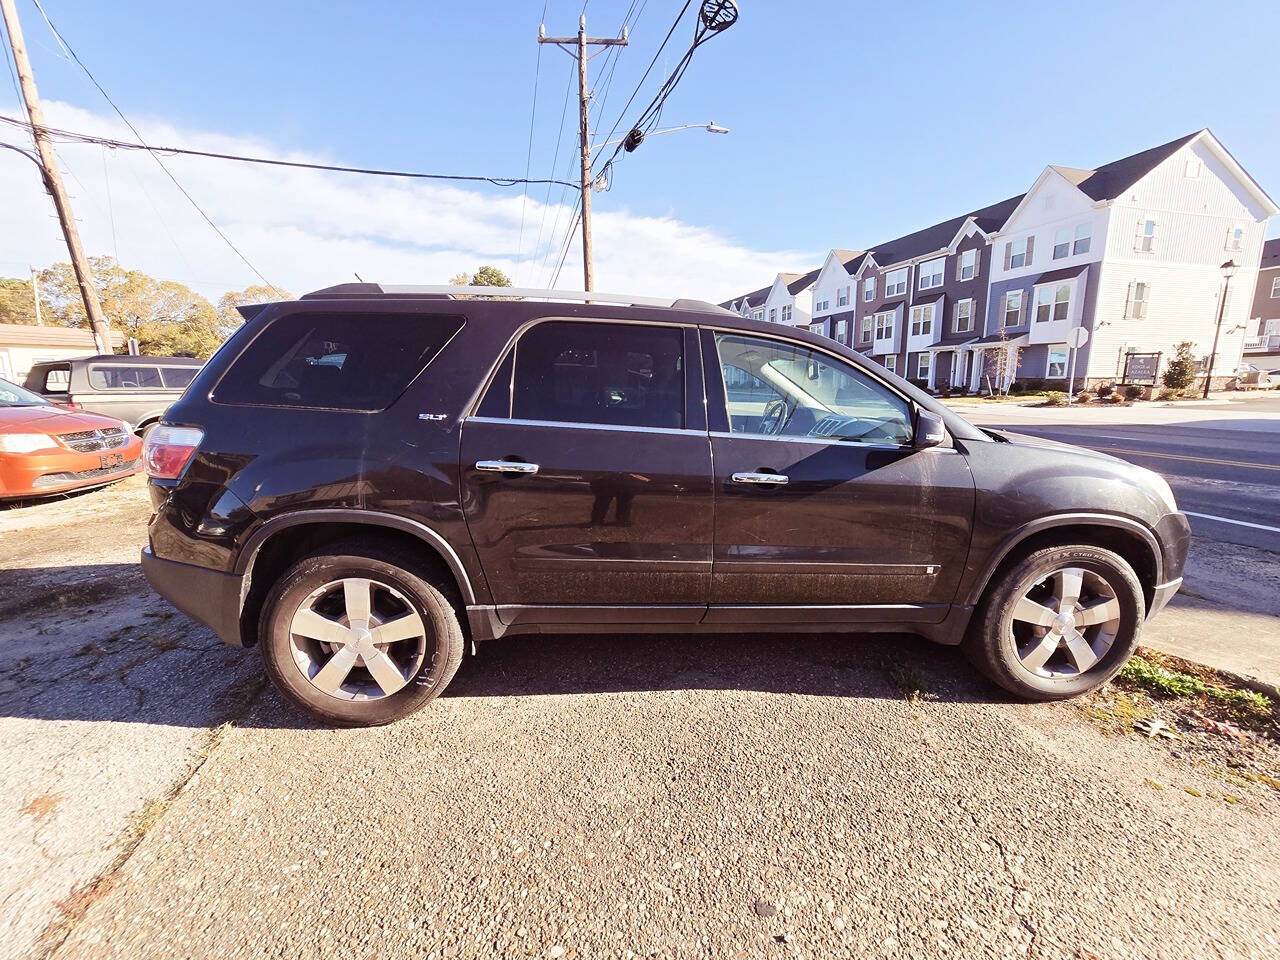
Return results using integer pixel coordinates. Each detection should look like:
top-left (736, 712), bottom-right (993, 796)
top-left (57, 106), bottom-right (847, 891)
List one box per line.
top-left (1244, 237), bottom-right (1280, 366)
top-left (722, 130), bottom-right (1277, 392)
top-left (724, 269), bottom-right (818, 327)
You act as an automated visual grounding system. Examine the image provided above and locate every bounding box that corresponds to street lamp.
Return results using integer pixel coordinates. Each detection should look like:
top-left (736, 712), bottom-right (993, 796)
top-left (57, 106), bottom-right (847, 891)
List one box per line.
top-left (597, 122), bottom-right (731, 152)
top-left (1202, 259), bottom-right (1238, 399)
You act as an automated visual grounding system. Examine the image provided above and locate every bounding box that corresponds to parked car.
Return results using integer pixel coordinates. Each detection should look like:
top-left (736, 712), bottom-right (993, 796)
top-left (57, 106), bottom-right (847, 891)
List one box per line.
top-left (0, 376), bottom-right (142, 500)
top-left (141, 285), bottom-right (1190, 726)
top-left (23, 354), bottom-right (203, 434)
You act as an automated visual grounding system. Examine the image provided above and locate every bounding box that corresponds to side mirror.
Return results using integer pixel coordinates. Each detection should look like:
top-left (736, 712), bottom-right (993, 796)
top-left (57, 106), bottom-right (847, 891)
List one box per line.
top-left (914, 409), bottom-right (946, 448)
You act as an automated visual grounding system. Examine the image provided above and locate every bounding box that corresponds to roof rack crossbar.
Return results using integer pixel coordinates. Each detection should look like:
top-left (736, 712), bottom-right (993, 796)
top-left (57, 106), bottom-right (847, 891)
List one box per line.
top-left (302, 283), bottom-right (732, 314)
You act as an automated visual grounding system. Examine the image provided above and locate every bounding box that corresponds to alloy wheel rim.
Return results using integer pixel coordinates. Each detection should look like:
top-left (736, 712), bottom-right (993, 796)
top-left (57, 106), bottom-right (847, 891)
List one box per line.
top-left (1009, 567), bottom-right (1122, 680)
top-left (288, 577), bottom-right (428, 701)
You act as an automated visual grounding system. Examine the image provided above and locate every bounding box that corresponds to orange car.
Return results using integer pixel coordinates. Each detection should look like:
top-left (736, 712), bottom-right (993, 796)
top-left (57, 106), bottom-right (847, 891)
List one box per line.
top-left (0, 376), bottom-right (143, 499)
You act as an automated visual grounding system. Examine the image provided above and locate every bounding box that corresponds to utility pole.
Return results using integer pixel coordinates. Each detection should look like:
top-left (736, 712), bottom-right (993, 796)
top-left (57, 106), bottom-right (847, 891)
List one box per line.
top-left (29, 266), bottom-right (42, 326)
top-left (1, 0), bottom-right (111, 352)
top-left (539, 15), bottom-right (626, 291)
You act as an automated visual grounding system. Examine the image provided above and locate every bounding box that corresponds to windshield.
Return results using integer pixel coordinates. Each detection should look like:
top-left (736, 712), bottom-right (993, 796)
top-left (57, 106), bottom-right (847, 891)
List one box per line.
top-left (0, 378), bottom-right (50, 407)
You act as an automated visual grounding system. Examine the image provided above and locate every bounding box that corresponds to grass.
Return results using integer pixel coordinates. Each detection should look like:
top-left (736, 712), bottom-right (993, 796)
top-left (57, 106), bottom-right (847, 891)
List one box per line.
top-left (1118, 655), bottom-right (1272, 719)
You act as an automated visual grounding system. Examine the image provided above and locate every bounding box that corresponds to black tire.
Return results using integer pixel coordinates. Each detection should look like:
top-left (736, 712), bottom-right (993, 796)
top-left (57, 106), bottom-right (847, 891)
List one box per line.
top-left (259, 542), bottom-right (464, 726)
top-left (963, 544), bottom-right (1145, 701)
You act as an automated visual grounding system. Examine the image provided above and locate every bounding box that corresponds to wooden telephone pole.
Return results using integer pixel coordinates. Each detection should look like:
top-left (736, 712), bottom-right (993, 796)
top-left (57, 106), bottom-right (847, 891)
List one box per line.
top-left (1, 0), bottom-right (111, 352)
top-left (539, 15), bottom-right (626, 292)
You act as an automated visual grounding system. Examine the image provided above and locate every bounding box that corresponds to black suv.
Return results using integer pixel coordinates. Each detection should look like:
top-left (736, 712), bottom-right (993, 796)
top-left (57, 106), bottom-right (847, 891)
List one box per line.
top-left (141, 285), bottom-right (1189, 725)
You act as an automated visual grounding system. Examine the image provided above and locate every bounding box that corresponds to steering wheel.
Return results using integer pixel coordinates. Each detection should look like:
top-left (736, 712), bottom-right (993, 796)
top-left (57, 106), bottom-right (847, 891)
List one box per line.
top-left (759, 397), bottom-right (791, 436)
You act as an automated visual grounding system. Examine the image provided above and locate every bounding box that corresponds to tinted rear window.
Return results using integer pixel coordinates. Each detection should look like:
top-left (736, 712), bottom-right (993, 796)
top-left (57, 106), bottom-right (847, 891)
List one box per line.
top-left (212, 311), bottom-right (463, 411)
top-left (89, 365), bottom-right (163, 389)
top-left (160, 366), bottom-right (199, 389)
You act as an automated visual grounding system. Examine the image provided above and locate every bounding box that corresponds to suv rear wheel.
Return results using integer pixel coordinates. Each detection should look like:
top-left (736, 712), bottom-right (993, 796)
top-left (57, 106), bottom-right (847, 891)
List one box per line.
top-left (965, 544), bottom-right (1144, 700)
top-left (259, 543), bottom-right (464, 725)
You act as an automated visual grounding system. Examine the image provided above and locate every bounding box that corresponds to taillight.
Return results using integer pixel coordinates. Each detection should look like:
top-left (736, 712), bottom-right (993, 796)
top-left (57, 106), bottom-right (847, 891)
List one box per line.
top-left (62, 398), bottom-right (82, 410)
top-left (144, 425), bottom-right (204, 480)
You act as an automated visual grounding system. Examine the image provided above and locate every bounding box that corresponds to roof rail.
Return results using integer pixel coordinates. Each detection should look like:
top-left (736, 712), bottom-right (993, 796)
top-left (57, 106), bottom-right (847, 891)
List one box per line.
top-left (301, 283), bottom-right (733, 315)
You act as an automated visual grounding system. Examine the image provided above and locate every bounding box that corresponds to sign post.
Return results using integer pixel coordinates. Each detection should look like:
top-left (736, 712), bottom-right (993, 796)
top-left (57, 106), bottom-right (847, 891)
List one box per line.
top-left (1065, 326), bottom-right (1089, 402)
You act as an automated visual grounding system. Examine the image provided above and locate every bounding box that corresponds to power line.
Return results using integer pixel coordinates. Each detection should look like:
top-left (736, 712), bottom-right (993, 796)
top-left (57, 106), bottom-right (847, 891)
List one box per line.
top-left (0, 115), bottom-right (582, 188)
top-left (27, 0), bottom-right (273, 286)
top-left (530, 62), bottom-right (578, 274)
top-left (514, 0), bottom-right (550, 286)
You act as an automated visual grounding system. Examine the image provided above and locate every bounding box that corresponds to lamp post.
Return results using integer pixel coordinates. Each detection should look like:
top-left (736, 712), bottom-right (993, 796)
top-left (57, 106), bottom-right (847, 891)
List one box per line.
top-left (1202, 259), bottom-right (1238, 399)
top-left (595, 122), bottom-right (730, 154)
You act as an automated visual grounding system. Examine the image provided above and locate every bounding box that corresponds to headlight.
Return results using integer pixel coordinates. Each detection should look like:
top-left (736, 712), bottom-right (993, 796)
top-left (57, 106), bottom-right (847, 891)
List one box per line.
top-left (0, 433), bottom-right (58, 454)
top-left (1137, 467), bottom-right (1178, 513)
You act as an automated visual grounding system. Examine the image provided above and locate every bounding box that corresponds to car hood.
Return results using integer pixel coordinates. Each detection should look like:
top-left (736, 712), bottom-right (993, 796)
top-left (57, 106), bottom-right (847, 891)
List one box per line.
top-left (0, 405), bottom-right (127, 434)
top-left (984, 427), bottom-right (1127, 465)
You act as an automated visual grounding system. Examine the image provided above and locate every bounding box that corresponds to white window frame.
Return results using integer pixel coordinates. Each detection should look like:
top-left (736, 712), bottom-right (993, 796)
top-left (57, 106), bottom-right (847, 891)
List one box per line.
top-left (835, 319), bottom-right (847, 341)
top-left (1009, 237), bottom-right (1028, 269)
top-left (1270, 276), bottom-right (1280, 299)
top-left (1046, 346), bottom-right (1068, 379)
top-left (1034, 283), bottom-right (1071, 323)
top-left (958, 248), bottom-right (977, 281)
top-left (1184, 158), bottom-right (1202, 179)
top-left (859, 315), bottom-right (873, 343)
top-left (1073, 222), bottom-right (1091, 256)
top-left (752, 309), bottom-right (764, 321)
top-left (781, 305), bottom-right (792, 323)
top-left (837, 287), bottom-right (849, 307)
top-left (909, 303), bottom-right (934, 337)
top-left (769, 308), bottom-right (777, 323)
top-left (863, 277), bottom-right (876, 301)
top-left (954, 298), bottom-right (974, 333)
top-left (874, 311), bottom-right (895, 341)
top-left (1125, 281), bottom-right (1149, 319)
top-left (809, 323), bottom-right (824, 336)
top-left (884, 354), bottom-right (898, 374)
top-left (1135, 217), bottom-right (1157, 253)
top-left (916, 352), bottom-right (931, 380)
top-left (1004, 290), bottom-right (1023, 327)
top-left (885, 268), bottom-right (908, 297)
top-left (1053, 227), bottom-right (1071, 260)
top-left (917, 258), bottom-right (944, 291)
top-left (1226, 224), bottom-right (1245, 253)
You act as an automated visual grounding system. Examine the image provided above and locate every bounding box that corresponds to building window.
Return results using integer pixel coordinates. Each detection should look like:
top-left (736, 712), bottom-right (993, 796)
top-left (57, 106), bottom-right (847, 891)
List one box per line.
top-left (836, 319), bottom-right (848, 341)
top-left (1053, 228), bottom-right (1071, 260)
top-left (809, 323), bottom-right (824, 336)
top-left (863, 277), bottom-right (875, 301)
top-left (1125, 282), bottom-right (1149, 319)
top-left (958, 248), bottom-right (977, 281)
top-left (954, 299), bottom-right (974, 333)
top-left (885, 268), bottom-right (908, 297)
top-left (1185, 158), bottom-right (1202, 179)
top-left (752, 309), bottom-right (763, 321)
top-left (1047, 346), bottom-right (1068, 378)
top-left (1073, 222), bottom-right (1091, 256)
top-left (1035, 284), bottom-right (1071, 323)
top-left (909, 304), bottom-right (934, 337)
top-left (815, 297), bottom-right (830, 313)
top-left (769, 308), bottom-right (777, 323)
top-left (916, 352), bottom-right (931, 381)
top-left (1009, 237), bottom-right (1030, 269)
top-left (884, 354), bottom-right (898, 374)
top-left (874, 311), bottom-right (894, 341)
top-left (1004, 290), bottom-right (1023, 327)
top-left (1226, 225), bottom-right (1245, 253)
top-left (918, 258), bottom-right (944, 290)
top-left (1135, 217), bottom-right (1157, 253)
top-left (837, 286), bottom-right (849, 307)
top-left (781, 305), bottom-right (792, 323)
top-left (859, 316), bottom-right (873, 343)
top-left (1271, 276), bottom-right (1280, 299)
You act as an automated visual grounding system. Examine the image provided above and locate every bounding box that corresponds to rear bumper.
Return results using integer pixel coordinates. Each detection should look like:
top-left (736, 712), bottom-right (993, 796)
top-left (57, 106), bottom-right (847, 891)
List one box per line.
top-left (1148, 577), bottom-right (1183, 620)
top-left (141, 546), bottom-right (246, 646)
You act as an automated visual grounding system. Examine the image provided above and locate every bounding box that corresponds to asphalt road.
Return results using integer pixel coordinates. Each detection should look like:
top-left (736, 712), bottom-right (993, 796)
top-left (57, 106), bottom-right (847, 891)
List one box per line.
top-left (964, 396), bottom-right (1280, 552)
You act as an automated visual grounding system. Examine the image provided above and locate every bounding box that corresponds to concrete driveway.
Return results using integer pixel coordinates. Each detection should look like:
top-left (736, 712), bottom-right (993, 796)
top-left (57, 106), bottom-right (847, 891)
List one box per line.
top-left (2, 476), bottom-right (1278, 960)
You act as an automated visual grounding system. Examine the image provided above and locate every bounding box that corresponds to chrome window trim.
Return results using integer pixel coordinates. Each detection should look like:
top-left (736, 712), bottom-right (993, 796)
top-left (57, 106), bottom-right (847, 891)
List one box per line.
top-left (709, 430), bottom-right (915, 451)
top-left (467, 415), bottom-right (705, 437)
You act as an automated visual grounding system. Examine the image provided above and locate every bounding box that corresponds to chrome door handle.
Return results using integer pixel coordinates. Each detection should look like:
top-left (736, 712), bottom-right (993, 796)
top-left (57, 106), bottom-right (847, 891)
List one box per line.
top-left (476, 460), bottom-right (539, 475)
top-left (732, 471), bottom-right (788, 485)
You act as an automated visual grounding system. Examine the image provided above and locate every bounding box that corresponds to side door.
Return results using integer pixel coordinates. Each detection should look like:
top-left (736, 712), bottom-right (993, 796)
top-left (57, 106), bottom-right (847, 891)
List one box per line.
top-left (459, 318), bottom-right (713, 627)
top-left (702, 328), bottom-right (974, 625)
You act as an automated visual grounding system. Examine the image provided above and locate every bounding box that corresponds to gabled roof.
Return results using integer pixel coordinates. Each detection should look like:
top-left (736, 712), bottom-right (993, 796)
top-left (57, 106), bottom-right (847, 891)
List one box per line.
top-left (1262, 237), bottom-right (1280, 270)
top-left (718, 282), bottom-right (772, 310)
top-left (864, 194), bottom-right (1025, 268)
top-left (1071, 132), bottom-right (1199, 201)
top-left (784, 268), bottom-right (820, 295)
top-left (1030, 264), bottom-right (1090, 286)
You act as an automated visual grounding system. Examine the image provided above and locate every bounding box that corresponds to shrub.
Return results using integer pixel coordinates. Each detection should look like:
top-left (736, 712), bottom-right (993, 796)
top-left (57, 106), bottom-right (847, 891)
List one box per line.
top-left (1074, 391), bottom-right (1093, 403)
top-left (1157, 387), bottom-right (1181, 401)
top-left (1163, 342), bottom-right (1197, 392)
top-left (1044, 391), bottom-right (1067, 406)
top-left (1124, 384), bottom-right (1144, 401)
top-left (1096, 383), bottom-right (1114, 398)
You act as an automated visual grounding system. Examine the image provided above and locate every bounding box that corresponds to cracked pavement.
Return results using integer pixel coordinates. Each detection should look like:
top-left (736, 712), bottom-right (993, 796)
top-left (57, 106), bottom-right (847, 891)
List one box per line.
top-left (1, 475), bottom-right (1278, 959)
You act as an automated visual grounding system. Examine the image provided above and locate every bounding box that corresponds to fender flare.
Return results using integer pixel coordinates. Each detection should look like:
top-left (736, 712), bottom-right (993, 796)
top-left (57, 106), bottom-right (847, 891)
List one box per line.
top-left (963, 512), bottom-right (1163, 608)
top-left (235, 508), bottom-right (476, 605)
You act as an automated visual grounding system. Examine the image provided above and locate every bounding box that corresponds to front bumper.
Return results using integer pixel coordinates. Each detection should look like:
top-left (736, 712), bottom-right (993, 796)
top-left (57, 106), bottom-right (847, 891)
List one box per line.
top-left (141, 546), bottom-right (246, 646)
top-left (0, 440), bottom-right (143, 498)
top-left (1147, 577), bottom-right (1183, 620)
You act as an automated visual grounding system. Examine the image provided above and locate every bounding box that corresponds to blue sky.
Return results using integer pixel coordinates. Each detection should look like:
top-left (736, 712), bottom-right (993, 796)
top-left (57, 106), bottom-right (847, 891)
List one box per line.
top-left (2, 0), bottom-right (1278, 299)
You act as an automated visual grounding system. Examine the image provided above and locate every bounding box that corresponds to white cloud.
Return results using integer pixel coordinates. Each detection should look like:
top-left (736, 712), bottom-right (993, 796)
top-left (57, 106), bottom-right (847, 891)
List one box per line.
top-left (0, 100), bottom-right (814, 303)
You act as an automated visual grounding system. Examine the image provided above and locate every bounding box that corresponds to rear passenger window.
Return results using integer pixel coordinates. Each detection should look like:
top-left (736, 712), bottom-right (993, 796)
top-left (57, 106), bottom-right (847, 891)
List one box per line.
top-left (212, 311), bottom-right (463, 411)
top-left (41, 367), bottom-right (70, 393)
top-left (503, 321), bottom-right (684, 429)
top-left (160, 366), bottom-right (198, 389)
top-left (89, 365), bottom-right (163, 389)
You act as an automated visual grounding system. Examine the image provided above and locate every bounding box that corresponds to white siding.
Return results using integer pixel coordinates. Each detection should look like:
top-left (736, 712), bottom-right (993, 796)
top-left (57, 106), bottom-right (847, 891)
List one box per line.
top-left (990, 170), bottom-right (1109, 286)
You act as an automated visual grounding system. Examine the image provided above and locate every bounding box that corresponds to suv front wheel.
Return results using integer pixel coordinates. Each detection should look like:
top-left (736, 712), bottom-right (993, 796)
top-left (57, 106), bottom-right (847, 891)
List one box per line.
top-left (965, 544), bottom-right (1145, 700)
top-left (259, 543), bottom-right (465, 725)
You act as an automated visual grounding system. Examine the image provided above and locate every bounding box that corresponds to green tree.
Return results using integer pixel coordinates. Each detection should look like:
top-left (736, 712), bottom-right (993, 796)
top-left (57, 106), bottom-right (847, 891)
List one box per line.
top-left (38, 257), bottom-right (223, 357)
top-left (216, 284), bottom-right (293, 338)
top-left (470, 265), bottom-right (512, 288)
top-left (1162, 341), bottom-right (1196, 392)
top-left (0, 277), bottom-right (40, 325)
